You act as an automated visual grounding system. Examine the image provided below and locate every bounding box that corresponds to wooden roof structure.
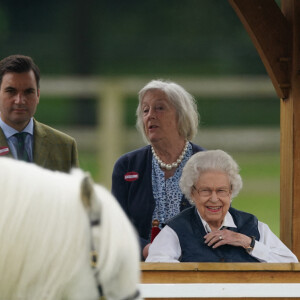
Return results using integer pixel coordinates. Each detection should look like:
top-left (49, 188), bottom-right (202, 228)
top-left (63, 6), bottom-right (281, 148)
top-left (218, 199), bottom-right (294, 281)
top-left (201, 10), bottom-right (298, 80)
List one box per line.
top-left (228, 0), bottom-right (300, 258)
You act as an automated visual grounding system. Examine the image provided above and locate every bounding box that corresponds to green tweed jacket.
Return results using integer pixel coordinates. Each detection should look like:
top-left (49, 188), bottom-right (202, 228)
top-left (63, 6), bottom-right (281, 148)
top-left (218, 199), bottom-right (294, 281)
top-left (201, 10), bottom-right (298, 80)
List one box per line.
top-left (0, 119), bottom-right (79, 173)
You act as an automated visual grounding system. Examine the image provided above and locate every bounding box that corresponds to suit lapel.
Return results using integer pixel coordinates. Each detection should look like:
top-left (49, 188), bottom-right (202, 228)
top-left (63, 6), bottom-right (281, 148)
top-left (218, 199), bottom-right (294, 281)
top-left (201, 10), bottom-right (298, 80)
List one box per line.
top-left (0, 128), bottom-right (13, 158)
top-left (33, 120), bottom-right (50, 167)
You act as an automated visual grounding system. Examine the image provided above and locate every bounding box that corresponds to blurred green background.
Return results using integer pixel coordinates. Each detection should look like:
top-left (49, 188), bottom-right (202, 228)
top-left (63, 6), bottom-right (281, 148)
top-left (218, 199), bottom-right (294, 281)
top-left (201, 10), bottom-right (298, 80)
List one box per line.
top-left (0, 0), bottom-right (281, 236)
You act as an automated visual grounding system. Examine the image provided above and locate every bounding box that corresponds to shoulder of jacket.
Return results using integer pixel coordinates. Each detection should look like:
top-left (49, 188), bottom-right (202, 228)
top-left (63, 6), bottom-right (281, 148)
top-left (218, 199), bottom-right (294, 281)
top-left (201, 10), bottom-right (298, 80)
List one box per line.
top-left (34, 120), bottom-right (75, 142)
top-left (117, 145), bottom-right (151, 162)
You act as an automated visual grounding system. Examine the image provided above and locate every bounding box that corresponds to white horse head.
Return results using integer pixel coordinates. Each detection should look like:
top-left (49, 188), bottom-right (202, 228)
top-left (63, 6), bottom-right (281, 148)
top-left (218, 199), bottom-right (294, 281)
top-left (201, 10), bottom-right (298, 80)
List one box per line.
top-left (0, 157), bottom-right (141, 300)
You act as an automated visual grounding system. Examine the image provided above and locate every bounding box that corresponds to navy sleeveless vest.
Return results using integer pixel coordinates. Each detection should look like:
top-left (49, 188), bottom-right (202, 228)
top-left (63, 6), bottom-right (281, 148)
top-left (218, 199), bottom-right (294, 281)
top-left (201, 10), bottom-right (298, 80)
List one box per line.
top-left (167, 206), bottom-right (260, 262)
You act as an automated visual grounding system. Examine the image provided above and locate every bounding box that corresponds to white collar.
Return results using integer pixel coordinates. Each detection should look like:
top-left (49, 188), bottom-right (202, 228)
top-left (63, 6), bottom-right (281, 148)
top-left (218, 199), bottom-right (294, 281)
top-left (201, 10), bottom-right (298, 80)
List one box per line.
top-left (0, 117), bottom-right (34, 138)
top-left (197, 209), bottom-right (237, 233)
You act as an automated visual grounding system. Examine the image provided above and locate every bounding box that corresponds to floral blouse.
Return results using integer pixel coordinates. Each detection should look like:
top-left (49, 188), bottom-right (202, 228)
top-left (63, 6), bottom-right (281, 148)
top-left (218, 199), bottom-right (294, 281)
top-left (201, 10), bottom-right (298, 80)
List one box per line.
top-left (151, 142), bottom-right (193, 229)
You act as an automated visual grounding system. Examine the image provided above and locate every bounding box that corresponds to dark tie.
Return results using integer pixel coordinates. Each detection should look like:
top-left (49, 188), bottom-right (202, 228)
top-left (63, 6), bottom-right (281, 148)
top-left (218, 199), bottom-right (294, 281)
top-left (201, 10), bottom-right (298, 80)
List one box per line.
top-left (14, 132), bottom-right (29, 162)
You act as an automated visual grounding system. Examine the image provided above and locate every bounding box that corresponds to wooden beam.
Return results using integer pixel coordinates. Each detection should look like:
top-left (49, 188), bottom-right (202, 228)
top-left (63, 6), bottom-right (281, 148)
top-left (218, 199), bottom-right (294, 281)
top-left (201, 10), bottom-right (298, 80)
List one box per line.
top-left (280, 95), bottom-right (293, 249)
top-left (280, 0), bottom-right (300, 257)
top-left (141, 263), bottom-right (300, 299)
top-left (229, 0), bottom-right (300, 258)
top-left (228, 0), bottom-right (292, 99)
top-left (141, 263), bottom-right (300, 284)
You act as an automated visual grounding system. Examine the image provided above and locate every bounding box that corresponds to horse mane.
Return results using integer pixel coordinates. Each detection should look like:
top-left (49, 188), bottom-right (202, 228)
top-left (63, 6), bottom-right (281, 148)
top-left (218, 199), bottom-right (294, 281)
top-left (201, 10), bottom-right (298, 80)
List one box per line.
top-left (92, 184), bottom-right (141, 299)
top-left (0, 158), bottom-right (98, 299)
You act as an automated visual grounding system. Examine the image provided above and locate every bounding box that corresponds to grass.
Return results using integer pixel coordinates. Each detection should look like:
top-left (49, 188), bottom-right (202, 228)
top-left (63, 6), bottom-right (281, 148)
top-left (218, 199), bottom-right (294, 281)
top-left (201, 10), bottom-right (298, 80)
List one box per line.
top-left (78, 151), bottom-right (101, 180)
top-left (231, 152), bottom-right (280, 236)
top-left (78, 150), bottom-right (280, 237)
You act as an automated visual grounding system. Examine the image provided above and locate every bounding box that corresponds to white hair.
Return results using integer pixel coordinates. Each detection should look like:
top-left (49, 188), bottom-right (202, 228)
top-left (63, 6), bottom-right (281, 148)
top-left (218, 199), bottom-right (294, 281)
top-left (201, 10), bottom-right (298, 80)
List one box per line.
top-left (180, 150), bottom-right (243, 204)
top-left (91, 184), bottom-right (141, 300)
top-left (136, 79), bottom-right (199, 144)
top-left (0, 157), bottom-right (141, 300)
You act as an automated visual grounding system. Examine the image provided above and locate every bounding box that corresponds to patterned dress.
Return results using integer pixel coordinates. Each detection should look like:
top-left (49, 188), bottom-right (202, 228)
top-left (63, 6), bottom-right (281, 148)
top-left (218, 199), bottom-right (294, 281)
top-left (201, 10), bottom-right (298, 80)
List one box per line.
top-left (151, 142), bottom-right (193, 229)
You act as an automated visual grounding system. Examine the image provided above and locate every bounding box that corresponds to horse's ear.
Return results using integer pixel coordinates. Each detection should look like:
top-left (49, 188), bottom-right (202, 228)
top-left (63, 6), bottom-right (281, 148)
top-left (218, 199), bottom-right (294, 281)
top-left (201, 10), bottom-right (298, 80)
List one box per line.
top-left (81, 173), bottom-right (95, 209)
top-left (80, 173), bottom-right (101, 223)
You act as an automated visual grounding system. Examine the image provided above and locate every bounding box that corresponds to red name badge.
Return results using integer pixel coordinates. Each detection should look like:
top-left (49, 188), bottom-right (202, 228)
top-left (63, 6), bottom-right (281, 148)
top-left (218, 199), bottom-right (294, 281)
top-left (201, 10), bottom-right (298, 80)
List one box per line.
top-left (0, 147), bottom-right (9, 156)
top-left (124, 172), bottom-right (139, 182)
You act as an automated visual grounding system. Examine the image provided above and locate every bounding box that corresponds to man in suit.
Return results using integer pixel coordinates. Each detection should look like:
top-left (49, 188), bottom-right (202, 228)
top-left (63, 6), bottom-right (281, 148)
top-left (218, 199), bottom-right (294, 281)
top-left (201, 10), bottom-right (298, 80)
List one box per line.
top-left (0, 54), bottom-right (79, 172)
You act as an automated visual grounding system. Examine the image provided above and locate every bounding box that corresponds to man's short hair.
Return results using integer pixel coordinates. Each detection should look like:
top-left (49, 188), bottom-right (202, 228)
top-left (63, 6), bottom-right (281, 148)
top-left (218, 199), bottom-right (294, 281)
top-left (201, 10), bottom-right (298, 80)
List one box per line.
top-left (0, 54), bottom-right (40, 89)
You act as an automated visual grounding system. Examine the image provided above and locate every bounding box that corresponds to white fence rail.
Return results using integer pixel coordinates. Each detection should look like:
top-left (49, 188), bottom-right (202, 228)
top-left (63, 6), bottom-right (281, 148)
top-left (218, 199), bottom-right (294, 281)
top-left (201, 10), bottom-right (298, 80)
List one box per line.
top-left (140, 283), bottom-right (300, 298)
top-left (41, 76), bottom-right (277, 187)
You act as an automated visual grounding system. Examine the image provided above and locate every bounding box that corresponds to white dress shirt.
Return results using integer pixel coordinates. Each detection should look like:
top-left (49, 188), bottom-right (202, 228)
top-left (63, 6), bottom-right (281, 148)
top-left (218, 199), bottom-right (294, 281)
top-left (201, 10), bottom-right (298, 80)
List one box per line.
top-left (146, 210), bottom-right (298, 263)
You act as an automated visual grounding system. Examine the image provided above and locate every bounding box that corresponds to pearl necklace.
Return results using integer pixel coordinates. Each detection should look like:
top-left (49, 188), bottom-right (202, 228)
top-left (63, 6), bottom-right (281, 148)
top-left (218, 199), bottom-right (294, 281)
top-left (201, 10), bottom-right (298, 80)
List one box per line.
top-left (151, 141), bottom-right (189, 170)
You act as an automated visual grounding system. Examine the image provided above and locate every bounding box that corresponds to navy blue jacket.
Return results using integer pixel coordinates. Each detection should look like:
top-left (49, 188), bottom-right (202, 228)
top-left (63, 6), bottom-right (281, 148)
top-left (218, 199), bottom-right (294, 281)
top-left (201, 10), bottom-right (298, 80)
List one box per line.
top-left (111, 143), bottom-right (204, 255)
top-left (167, 206), bottom-right (260, 262)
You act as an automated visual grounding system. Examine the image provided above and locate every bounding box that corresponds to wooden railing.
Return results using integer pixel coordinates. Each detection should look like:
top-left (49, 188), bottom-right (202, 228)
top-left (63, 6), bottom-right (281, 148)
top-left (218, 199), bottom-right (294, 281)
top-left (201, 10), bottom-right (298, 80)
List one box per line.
top-left (41, 75), bottom-right (276, 187)
top-left (140, 263), bottom-right (300, 299)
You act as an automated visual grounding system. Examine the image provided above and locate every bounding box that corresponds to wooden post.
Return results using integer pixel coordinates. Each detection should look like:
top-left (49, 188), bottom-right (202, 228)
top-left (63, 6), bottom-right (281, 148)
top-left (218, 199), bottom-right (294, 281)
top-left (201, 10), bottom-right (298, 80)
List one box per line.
top-left (98, 80), bottom-right (124, 188)
top-left (228, 0), bottom-right (300, 257)
top-left (228, 0), bottom-right (291, 99)
top-left (281, 0), bottom-right (300, 256)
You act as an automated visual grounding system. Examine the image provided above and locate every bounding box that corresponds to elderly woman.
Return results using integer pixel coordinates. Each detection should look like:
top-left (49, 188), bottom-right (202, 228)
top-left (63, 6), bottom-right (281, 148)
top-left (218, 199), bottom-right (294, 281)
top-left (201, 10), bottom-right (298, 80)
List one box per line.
top-left (111, 79), bottom-right (205, 260)
top-left (146, 150), bottom-right (298, 263)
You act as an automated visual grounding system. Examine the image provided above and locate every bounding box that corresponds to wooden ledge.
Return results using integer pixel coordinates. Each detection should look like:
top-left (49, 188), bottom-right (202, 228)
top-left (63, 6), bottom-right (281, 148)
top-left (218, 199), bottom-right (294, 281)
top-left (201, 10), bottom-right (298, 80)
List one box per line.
top-left (141, 263), bottom-right (300, 284)
top-left (141, 262), bottom-right (300, 271)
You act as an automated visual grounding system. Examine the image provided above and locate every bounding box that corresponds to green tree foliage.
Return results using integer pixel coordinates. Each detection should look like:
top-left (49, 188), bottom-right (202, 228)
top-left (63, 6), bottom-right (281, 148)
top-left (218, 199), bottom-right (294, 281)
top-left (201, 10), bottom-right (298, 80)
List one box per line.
top-left (0, 0), bottom-right (268, 76)
top-left (0, 1), bottom-right (280, 127)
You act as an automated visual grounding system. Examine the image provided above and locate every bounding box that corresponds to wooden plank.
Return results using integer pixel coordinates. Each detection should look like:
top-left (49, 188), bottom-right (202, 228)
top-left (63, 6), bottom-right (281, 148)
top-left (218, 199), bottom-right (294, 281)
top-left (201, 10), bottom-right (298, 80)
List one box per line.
top-left (281, 0), bottom-right (300, 259)
top-left (143, 298), bottom-right (297, 300)
top-left (280, 97), bottom-right (294, 250)
top-left (140, 283), bottom-right (300, 299)
top-left (141, 262), bottom-right (298, 271)
top-left (40, 76), bottom-right (275, 97)
top-left (143, 298), bottom-right (296, 300)
top-left (142, 270), bottom-right (300, 284)
top-left (141, 263), bottom-right (300, 299)
top-left (228, 0), bottom-right (300, 264)
top-left (228, 0), bottom-right (292, 99)
top-left (98, 81), bottom-right (125, 187)
top-left (141, 263), bottom-right (300, 284)
top-left (291, 0), bottom-right (300, 259)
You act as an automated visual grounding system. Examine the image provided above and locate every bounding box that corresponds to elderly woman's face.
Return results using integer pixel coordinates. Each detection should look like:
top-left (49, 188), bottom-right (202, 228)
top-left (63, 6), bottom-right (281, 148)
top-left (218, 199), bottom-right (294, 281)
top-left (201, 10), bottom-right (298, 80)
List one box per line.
top-left (141, 89), bottom-right (179, 144)
top-left (192, 170), bottom-right (232, 231)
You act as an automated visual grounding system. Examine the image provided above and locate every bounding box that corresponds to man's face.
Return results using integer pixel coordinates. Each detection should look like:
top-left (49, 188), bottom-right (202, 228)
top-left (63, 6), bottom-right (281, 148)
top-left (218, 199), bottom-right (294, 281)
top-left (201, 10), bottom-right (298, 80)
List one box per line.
top-left (0, 70), bottom-right (40, 131)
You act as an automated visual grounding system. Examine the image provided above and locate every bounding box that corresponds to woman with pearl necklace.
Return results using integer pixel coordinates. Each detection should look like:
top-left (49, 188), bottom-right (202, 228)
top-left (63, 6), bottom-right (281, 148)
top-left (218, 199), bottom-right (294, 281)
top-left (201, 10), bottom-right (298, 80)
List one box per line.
top-left (111, 79), bottom-right (205, 260)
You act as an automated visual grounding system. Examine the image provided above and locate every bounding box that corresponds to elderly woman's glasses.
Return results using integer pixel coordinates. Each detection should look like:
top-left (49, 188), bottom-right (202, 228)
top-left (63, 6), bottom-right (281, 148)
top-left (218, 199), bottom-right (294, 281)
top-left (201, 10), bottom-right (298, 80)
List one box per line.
top-left (192, 185), bottom-right (231, 198)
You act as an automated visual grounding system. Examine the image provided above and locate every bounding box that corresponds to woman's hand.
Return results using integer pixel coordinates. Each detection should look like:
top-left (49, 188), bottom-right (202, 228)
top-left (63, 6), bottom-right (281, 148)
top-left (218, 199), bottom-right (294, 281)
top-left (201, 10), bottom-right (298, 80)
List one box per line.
top-left (143, 243), bottom-right (151, 259)
top-left (204, 229), bottom-right (251, 249)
